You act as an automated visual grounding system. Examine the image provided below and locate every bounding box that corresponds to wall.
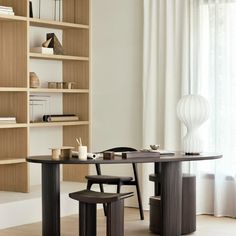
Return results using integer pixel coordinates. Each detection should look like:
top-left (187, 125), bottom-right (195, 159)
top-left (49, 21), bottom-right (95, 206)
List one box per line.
top-left (91, 0), bottom-right (143, 176)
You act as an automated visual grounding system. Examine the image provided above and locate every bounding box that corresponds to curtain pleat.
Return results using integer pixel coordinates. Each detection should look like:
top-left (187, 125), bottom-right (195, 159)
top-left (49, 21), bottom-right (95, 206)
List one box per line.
top-left (142, 0), bottom-right (189, 209)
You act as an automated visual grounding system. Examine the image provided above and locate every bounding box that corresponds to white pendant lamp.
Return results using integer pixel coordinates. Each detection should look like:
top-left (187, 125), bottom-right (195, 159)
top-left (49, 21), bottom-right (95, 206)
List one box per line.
top-left (177, 94), bottom-right (210, 155)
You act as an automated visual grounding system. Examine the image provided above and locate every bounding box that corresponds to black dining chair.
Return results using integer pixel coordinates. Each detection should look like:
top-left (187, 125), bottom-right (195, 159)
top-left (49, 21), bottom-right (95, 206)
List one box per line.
top-left (85, 147), bottom-right (144, 220)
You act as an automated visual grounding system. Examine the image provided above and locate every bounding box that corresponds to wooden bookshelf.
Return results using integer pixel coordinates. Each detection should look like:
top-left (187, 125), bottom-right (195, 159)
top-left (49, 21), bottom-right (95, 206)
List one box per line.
top-left (0, 0), bottom-right (90, 192)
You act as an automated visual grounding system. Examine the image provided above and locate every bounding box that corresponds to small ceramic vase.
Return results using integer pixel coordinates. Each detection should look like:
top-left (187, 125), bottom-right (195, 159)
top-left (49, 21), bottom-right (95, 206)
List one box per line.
top-left (30, 72), bottom-right (40, 88)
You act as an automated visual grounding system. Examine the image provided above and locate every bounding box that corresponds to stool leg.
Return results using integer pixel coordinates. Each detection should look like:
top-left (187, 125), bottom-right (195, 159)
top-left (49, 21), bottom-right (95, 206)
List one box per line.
top-left (87, 180), bottom-right (107, 217)
top-left (79, 202), bottom-right (97, 236)
top-left (106, 200), bottom-right (124, 236)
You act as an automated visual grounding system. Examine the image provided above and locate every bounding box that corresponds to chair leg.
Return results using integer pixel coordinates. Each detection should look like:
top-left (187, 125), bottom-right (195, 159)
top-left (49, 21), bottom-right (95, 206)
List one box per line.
top-left (117, 181), bottom-right (121, 193)
top-left (132, 163), bottom-right (144, 220)
top-left (87, 180), bottom-right (93, 190)
top-left (95, 163), bottom-right (107, 216)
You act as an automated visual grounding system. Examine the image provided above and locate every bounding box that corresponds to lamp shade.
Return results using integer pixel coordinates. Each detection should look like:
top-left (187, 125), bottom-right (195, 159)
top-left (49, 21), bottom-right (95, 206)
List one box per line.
top-left (177, 95), bottom-right (210, 154)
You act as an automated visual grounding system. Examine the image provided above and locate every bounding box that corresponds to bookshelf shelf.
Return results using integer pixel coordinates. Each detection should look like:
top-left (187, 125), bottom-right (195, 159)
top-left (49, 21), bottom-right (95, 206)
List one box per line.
top-left (0, 87), bottom-right (27, 92)
top-left (0, 14), bottom-right (27, 22)
top-left (29, 18), bottom-right (89, 30)
top-left (29, 88), bottom-right (89, 94)
top-left (29, 53), bottom-right (89, 61)
top-left (0, 158), bottom-right (26, 165)
top-left (0, 123), bottom-right (27, 129)
top-left (29, 121), bottom-right (89, 128)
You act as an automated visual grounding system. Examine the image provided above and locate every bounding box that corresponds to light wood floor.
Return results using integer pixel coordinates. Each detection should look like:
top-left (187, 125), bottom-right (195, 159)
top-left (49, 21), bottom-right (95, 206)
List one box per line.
top-left (0, 208), bottom-right (236, 236)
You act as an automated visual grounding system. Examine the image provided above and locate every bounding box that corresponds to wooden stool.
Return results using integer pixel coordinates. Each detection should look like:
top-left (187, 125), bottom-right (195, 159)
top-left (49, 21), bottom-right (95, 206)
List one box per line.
top-left (149, 174), bottom-right (196, 235)
top-left (69, 190), bottom-right (133, 236)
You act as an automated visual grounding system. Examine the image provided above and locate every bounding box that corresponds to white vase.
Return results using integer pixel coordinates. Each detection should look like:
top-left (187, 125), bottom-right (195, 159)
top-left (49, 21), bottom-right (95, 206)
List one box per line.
top-left (177, 95), bottom-right (210, 154)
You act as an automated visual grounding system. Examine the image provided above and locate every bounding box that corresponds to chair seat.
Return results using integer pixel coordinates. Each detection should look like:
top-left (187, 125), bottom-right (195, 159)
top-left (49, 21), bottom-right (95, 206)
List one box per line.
top-left (85, 175), bottom-right (133, 184)
top-left (69, 190), bottom-right (133, 204)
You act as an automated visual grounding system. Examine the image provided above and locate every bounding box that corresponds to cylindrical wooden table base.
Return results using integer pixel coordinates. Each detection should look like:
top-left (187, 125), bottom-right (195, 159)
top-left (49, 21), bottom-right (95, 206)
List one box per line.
top-left (149, 174), bottom-right (196, 235)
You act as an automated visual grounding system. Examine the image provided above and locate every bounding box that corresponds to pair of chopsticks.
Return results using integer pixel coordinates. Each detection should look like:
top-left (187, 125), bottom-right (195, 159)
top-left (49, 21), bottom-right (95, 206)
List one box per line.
top-left (76, 137), bottom-right (82, 146)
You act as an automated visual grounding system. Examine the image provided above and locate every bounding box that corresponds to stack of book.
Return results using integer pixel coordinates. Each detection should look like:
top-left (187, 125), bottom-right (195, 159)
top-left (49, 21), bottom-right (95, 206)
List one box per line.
top-left (43, 114), bottom-right (79, 122)
top-left (0, 117), bottom-right (16, 124)
top-left (0, 6), bottom-right (15, 16)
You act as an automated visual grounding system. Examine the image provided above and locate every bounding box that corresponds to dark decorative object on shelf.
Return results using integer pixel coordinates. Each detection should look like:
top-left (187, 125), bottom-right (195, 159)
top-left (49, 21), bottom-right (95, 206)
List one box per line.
top-left (46, 33), bottom-right (64, 55)
top-left (29, 1), bottom-right (33, 18)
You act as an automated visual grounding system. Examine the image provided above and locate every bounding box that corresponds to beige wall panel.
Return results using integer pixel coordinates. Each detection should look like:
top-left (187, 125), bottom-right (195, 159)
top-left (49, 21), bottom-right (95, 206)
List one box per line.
top-left (0, 22), bottom-right (27, 87)
top-left (0, 163), bottom-right (28, 192)
top-left (63, 28), bottom-right (89, 57)
top-left (0, 92), bottom-right (27, 123)
top-left (0, 128), bottom-right (27, 159)
top-left (63, 0), bottom-right (89, 25)
top-left (0, 0), bottom-right (27, 16)
top-left (63, 61), bottom-right (89, 89)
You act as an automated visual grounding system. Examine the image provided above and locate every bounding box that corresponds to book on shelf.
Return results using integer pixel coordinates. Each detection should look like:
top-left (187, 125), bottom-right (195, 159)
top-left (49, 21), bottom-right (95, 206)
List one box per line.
top-left (0, 10), bottom-right (14, 15)
top-left (0, 117), bottom-right (16, 124)
top-left (43, 114), bottom-right (79, 122)
top-left (140, 149), bottom-right (175, 156)
top-left (0, 6), bottom-right (14, 15)
top-left (0, 6), bottom-right (13, 10)
top-left (122, 151), bottom-right (161, 159)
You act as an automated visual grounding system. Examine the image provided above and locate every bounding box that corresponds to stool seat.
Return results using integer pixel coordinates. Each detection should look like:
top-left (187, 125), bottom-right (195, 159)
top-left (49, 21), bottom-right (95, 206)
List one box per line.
top-left (69, 190), bottom-right (133, 236)
top-left (69, 190), bottom-right (133, 204)
top-left (85, 175), bottom-right (133, 184)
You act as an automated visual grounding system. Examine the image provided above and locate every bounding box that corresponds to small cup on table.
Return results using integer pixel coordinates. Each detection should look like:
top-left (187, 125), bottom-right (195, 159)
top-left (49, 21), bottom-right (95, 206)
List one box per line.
top-left (78, 146), bottom-right (87, 161)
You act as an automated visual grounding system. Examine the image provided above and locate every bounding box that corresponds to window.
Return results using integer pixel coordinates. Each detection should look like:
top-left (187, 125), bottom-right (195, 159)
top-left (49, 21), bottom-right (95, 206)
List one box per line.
top-left (193, 1), bottom-right (236, 176)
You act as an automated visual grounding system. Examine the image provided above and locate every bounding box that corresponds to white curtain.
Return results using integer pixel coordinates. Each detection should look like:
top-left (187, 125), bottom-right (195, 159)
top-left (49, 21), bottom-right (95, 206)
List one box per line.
top-left (191, 0), bottom-right (236, 217)
top-left (143, 0), bottom-right (236, 216)
top-left (142, 0), bottom-right (190, 209)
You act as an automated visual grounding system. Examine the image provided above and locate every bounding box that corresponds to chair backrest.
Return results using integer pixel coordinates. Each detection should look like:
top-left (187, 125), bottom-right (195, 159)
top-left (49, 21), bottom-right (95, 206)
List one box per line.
top-left (96, 147), bottom-right (138, 175)
top-left (102, 147), bottom-right (137, 153)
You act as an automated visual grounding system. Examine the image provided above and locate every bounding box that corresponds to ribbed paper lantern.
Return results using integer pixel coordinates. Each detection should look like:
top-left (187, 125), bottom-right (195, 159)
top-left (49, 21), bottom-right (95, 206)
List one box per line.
top-left (177, 95), bottom-right (210, 155)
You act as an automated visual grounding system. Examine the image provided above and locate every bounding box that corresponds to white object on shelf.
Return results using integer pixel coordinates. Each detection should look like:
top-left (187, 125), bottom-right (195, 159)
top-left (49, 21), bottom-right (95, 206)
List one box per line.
top-left (177, 94), bottom-right (210, 154)
top-left (30, 47), bottom-right (54, 55)
top-left (0, 6), bottom-right (14, 15)
top-left (30, 95), bottom-right (51, 122)
top-left (0, 117), bottom-right (16, 124)
top-left (0, 10), bottom-right (14, 15)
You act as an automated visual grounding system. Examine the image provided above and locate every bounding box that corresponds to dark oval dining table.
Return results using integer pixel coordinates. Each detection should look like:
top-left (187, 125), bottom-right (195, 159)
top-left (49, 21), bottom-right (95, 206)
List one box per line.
top-left (27, 152), bottom-right (222, 236)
